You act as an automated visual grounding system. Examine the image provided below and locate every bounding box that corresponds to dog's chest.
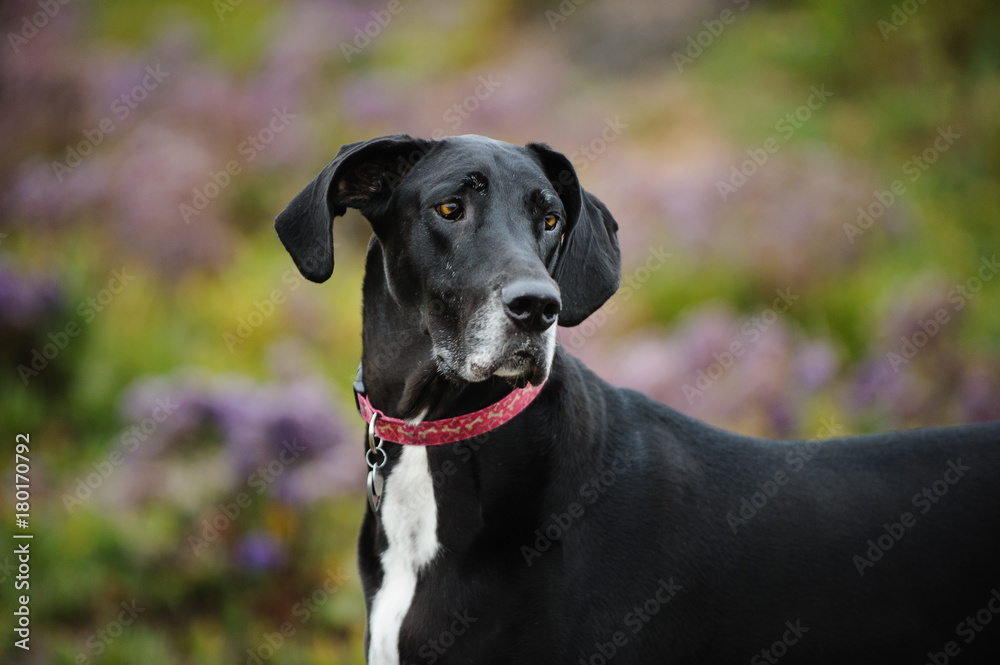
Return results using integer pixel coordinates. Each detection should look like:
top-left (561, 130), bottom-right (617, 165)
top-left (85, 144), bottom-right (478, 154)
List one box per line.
top-left (366, 446), bottom-right (440, 665)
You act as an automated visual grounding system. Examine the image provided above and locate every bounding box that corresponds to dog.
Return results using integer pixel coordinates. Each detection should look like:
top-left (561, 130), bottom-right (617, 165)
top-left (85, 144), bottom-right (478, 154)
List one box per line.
top-left (275, 134), bottom-right (1000, 664)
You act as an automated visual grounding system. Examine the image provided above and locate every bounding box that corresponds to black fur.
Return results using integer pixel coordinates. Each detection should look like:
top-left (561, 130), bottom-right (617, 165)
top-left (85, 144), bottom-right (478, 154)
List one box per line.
top-left (276, 134), bottom-right (1000, 664)
top-left (527, 142), bottom-right (622, 326)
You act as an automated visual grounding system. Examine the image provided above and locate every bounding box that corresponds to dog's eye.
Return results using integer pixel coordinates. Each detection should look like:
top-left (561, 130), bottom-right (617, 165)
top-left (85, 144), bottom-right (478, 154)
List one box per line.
top-left (435, 202), bottom-right (463, 220)
top-left (544, 213), bottom-right (559, 231)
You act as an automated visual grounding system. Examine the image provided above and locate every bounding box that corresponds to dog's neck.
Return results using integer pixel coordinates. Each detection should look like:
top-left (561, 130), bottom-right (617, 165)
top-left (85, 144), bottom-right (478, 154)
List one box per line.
top-left (359, 241), bottom-right (616, 547)
top-left (360, 241), bottom-right (515, 422)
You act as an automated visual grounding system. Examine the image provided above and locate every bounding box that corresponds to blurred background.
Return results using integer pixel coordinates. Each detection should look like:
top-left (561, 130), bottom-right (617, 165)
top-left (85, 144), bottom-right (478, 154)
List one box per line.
top-left (1, 0), bottom-right (999, 662)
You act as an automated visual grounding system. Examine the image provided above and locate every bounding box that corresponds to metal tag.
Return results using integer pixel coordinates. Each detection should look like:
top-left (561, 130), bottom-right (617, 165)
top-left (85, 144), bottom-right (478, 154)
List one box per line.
top-left (365, 413), bottom-right (387, 513)
top-left (367, 465), bottom-right (384, 513)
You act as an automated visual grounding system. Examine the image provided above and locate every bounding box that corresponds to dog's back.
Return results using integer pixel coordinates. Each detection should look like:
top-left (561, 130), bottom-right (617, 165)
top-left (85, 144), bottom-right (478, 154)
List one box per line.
top-left (575, 351), bottom-right (1000, 662)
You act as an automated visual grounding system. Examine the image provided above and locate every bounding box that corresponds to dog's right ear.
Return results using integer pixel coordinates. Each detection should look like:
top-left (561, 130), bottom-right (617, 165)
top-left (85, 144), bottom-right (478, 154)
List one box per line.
top-left (274, 134), bottom-right (435, 283)
top-left (527, 142), bottom-right (622, 327)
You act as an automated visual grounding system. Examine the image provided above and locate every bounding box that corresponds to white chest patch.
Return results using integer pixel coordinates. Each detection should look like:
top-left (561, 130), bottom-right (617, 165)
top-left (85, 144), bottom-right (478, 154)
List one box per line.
top-left (367, 446), bottom-right (440, 665)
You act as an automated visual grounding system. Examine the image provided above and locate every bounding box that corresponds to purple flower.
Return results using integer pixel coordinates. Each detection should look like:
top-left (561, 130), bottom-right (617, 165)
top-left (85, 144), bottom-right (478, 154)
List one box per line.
top-left (4, 157), bottom-right (109, 227)
top-left (960, 362), bottom-right (1000, 423)
top-left (794, 341), bottom-right (838, 390)
top-left (234, 531), bottom-right (286, 572)
top-left (118, 365), bottom-right (360, 504)
top-left (765, 401), bottom-right (797, 437)
top-left (0, 263), bottom-right (62, 327)
top-left (850, 359), bottom-right (901, 412)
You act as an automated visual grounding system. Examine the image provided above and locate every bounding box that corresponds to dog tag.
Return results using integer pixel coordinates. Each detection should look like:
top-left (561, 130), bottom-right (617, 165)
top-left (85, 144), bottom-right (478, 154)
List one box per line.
top-left (367, 465), bottom-right (384, 512)
top-left (366, 415), bottom-right (387, 513)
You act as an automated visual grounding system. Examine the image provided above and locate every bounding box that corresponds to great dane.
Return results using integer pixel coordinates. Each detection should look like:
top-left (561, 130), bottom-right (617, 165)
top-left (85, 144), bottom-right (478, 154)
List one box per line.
top-left (275, 134), bottom-right (1000, 664)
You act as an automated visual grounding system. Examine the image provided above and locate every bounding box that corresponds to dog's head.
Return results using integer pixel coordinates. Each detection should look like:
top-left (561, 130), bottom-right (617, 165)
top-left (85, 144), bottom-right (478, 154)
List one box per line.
top-left (275, 134), bottom-right (620, 395)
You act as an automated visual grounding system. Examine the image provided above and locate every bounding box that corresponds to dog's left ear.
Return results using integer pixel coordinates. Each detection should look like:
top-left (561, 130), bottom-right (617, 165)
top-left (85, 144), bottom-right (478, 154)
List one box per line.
top-left (527, 142), bottom-right (622, 327)
top-left (275, 134), bottom-right (436, 283)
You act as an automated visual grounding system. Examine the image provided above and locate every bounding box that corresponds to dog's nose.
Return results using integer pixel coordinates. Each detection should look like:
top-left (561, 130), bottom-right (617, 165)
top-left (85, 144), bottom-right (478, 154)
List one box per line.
top-left (502, 280), bottom-right (561, 332)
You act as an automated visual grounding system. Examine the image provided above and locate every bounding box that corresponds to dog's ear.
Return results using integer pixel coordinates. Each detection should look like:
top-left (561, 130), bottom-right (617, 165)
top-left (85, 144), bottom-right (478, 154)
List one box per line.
top-left (274, 134), bottom-right (435, 283)
top-left (527, 142), bottom-right (622, 327)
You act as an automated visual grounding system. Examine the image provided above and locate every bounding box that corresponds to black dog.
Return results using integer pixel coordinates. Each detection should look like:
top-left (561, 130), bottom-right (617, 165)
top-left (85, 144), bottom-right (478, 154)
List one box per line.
top-left (276, 134), bottom-right (1000, 664)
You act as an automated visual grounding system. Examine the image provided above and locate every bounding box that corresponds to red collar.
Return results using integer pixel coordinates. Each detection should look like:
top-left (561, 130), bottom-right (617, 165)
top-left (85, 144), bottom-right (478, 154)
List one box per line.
top-left (355, 381), bottom-right (546, 446)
